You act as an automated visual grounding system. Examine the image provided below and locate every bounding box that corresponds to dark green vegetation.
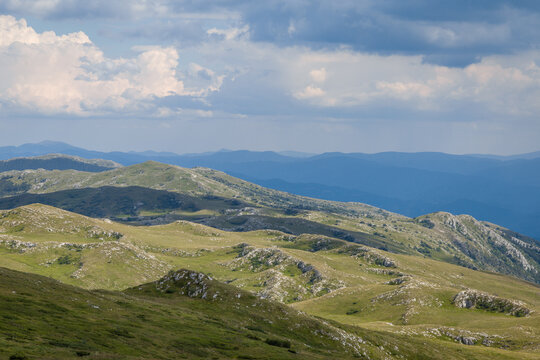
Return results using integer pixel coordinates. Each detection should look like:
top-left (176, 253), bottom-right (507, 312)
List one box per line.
top-left (0, 186), bottom-right (248, 219)
top-left (1, 266), bottom-right (363, 359)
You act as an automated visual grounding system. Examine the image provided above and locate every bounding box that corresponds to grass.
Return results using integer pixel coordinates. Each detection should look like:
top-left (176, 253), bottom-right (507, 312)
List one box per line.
top-left (0, 267), bottom-right (361, 359)
top-left (0, 204), bottom-right (538, 359)
top-left (2, 266), bottom-right (537, 360)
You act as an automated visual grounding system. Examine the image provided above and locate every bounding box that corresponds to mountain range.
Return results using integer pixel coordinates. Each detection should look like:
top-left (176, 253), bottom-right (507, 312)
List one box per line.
top-left (1, 141), bottom-right (539, 240)
top-left (0, 159), bottom-right (538, 283)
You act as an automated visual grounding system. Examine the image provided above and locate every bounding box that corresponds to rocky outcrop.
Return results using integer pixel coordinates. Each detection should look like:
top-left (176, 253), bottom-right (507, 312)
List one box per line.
top-left (227, 244), bottom-right (344, 302)
top-left (452, 290), bottom-right (531, 317)
top-left (422, 327), bottom-right (505, 347)
top-left (339, 245), bottom-right (398, 268)
top-left (156, 269), bottom-right (218, 299)
top-left (385, 276), bottom-right (410, 285)
top-left (230, 245), bottom-right (291, 272)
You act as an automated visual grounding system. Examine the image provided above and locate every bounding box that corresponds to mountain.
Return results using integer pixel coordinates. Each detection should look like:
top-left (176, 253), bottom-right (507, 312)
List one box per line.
top-left (0, 162), bottom-right (538, 284)
top-left (0, 141), bottom-right (104, 160)
top-left (2, 142), bottom-right (538, 240)
top-left (0, 154), bottom-right (121, 173)
top-left (468, 151), bottom-right (540, 161)
top-left (0, 146), bottom-right (538, 359)
top-left (0, 204), bottom-right (538, 359)
top-left (191, 154), bottom-right (540, 240)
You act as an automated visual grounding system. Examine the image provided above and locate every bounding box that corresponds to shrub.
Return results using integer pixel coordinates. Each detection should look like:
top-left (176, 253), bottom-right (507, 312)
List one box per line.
top-left (265, 338), bottom-right (291, 348)
top-left (418, 219), bottom-right (435, 229)
top-left (9, 355), bottom-right (28, 360)
top-left (57, 255), bottom-right (73, 265)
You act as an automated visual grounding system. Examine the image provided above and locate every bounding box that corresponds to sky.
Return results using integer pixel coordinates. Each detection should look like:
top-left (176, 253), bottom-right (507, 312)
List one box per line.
top-left (0, 0), bottom-right (539, 155)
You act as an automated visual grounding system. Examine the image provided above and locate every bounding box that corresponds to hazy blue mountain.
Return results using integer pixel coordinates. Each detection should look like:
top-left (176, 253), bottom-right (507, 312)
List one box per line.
top-left (0, 142), bottom-right (298, 165)
top-left (311, 152), bottom-right (503, 174)
top-left (473, 158), bottom-right (540, 188)
top-left (468, 151), bottom-right (540, 161)
top-left (0, 141), bottom-right (103, 160)
top-left (277, 151), bottom-right (316, 158)
top-left (218, 157), bottom-right (540, 239)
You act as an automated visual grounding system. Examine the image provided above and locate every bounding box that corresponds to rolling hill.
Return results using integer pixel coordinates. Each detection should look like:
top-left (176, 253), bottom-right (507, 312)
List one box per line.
top-left (0, 204), bottom-right (538, 359)
top-left (0, 162), bottom-right (538, 284)
top-left (0, 266), bottom-right (400, 359)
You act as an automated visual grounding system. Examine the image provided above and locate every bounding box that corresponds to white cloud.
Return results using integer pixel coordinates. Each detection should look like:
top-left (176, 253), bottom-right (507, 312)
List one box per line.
top-left (376, 81), bottom-right (433, 99)
top-left (309, 68), bottom-right (326, 83)
top-left (0, 15), bottom-right (223, 115)
top-left (0, 16), bottom-right (90, 46)
top-left (287, 20), bottom-right (296, 36)
top-left (186, 63), bottom-right (225, 96)
top-left (418, 22), bottom-right (511, 49)
top-left (2, 14), bottom-right (540, 127)
top-left (207, 25), bottom-right (249, 41)
top-left (295, 85), bottom-right (325, 99)
top-left (274, 47), bottom-right (540, 116)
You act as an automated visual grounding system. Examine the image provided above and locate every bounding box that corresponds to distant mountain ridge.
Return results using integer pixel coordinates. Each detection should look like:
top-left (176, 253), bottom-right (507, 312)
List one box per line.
top-left (467, 151), bottom-right (540, 161)
top-left (1, 141), bottom-right (539, 239)
top-left (2, 141), bottom-right (538, 164)
top-left (0, 154), bottom-right (121, 173)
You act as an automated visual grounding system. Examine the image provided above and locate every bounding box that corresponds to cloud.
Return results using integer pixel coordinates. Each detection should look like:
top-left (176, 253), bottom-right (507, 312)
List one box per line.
top-left (186, 33), bottom-right (540, 121)
top-left (2, 14), bottom-right (539, 123)
top-left (0, 15), bottom-right (223, 115)
top-left (4, 1), bottom-right (540, 66)
top-left (309, 68), bottom-right (326, 83)
top-left (0, 0), bottom-right (151, 19)
top-left (207, 25), bottom-right (249, 41)
top-left (295, 85), bottom-right (325, 99)
top-left (0, 16), bottom-right (90, 46)
top-left (0, 2), bottom-right (539, 154)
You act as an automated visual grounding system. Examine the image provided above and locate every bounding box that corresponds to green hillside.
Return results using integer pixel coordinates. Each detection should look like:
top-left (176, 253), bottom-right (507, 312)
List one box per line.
top-left (0, 204), bottom-right (538, 359)
top-left (0, 154), bottom-right (121, 173)
top-left (0, 161), bottom-right (538, 284)
top-left (0, 266), bottom-right (405, 359)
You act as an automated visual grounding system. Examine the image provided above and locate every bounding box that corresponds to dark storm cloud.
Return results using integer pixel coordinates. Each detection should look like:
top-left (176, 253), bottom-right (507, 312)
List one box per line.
top-left (2, 0), bottom-right (539, 66)
top-left (237, 0), bottom-right (540, 66)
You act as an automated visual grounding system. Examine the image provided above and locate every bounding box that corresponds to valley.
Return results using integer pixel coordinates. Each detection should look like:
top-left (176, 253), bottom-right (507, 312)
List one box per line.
top-left (0, 157), bottom-right (538, 359)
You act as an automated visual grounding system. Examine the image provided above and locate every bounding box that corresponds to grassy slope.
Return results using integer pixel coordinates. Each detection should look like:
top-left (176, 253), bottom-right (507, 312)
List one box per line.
top-left (0, 205), bottom-right (538, 359)
top-left (0, 162), bottom-right (538, 284)
top-left (0, 267), bottom-right (535, 360)
top-left (0, 267), bottom-right (391, 360)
